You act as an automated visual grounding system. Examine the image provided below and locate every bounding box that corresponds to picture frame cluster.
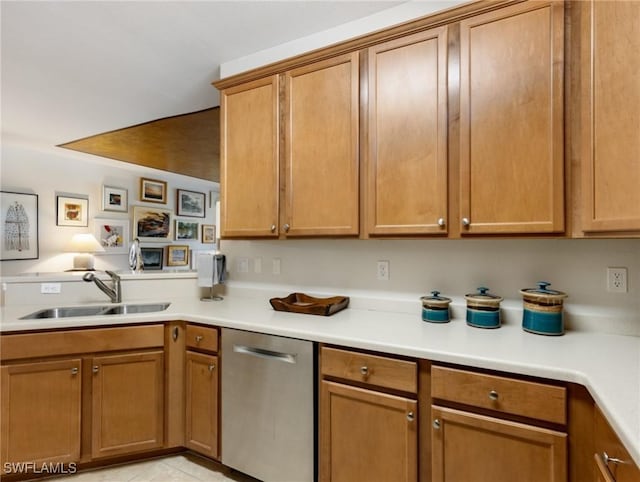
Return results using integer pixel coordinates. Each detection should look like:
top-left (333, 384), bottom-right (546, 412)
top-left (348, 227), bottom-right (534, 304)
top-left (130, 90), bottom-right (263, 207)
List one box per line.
top-left (1, 176), bottom-right (217, 268)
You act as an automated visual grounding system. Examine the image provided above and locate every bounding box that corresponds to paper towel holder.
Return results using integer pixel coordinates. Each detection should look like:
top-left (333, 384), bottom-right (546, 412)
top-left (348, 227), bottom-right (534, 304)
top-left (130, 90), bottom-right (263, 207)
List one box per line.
top-left (199, 252), bottom-right (225, 302)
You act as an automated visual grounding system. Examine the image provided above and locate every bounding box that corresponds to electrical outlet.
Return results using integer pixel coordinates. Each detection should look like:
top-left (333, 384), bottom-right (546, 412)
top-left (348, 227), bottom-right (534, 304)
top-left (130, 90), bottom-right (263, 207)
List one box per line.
top-left (377, 260), bottom-right (390, 281)
top-left (41, 283), bottom-right (61, 294)
top-left (254, 257), bottom-right (262, 274)
top-left (272, 258), bottom-right (281, 275)
top-left (237, 257), bottom-right (249, 273)
top-left (607, 267), bottom-right (628, 293)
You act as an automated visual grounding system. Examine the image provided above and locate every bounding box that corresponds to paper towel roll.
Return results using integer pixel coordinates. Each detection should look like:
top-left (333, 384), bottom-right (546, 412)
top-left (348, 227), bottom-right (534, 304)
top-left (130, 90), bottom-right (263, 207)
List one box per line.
top-left (197, 253), bottom-right (214, 287)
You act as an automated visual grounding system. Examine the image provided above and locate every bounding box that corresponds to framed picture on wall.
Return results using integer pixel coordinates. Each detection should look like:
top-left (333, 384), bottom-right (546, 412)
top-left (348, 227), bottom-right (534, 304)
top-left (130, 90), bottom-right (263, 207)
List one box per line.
top-left (56, 195), bottom-right (88, 227)
top-left (167, 245), bottom-right (189, 266)
top-left (1, 191), bottom-right (39, 261)
top-left (140, 178), bottom-right (167, 204)
top-left (176, 189), bottom-right (205, 217)
top-left (175, 220), bottom-right (199, 241)
top-left (102, 185), bottom-right (128, 212)
top-left (94, 218), bottom-right (129, 254)
top-left (132, 206), bottom-right (171, 241)
top-left (202, 224), bottom-right (216, 244)
top-left (140, 247), bottom-right (164, 270)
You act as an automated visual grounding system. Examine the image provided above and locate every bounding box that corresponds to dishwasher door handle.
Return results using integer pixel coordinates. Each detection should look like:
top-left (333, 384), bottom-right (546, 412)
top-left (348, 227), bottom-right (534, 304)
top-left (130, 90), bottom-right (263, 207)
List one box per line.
top-left (233, 344), bottom-right (297, 364)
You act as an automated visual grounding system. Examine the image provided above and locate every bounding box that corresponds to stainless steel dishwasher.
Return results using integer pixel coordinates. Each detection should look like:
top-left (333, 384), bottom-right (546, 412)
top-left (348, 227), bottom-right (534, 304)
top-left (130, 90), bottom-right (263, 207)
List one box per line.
top-left (221, 328), bottom-right (315, 482)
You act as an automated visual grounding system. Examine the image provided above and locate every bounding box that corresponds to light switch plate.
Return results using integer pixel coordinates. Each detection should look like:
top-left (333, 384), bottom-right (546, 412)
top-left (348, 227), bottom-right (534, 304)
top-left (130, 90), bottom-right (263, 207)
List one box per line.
top-left (41, 283), bottom-right (62, 294)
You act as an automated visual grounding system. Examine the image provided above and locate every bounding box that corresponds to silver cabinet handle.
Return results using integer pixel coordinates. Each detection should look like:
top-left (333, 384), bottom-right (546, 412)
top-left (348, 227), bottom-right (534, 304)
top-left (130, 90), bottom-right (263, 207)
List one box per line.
top-left (270, 224), bottom-right (277, 233)
top-left (71, 367), bottom-right (79, 375)
top-left (195, 335), bottom-right (203, 343)
top-left (92, 365), bottom-right (99, 374)
top-left (462, 217), bottom-right (470, 227)
top-left (283, 223), bottom-right (290, 233)
top-left (489, 390), bottom-right (499, 401)
top-left (172, 326), bottom-right (179, 342)
top-left (437, 218), bottom-right (446, 227)
top-left (604, 452), bottom-right (627, 466)
top-left (208, 364), bottom-right (216, 372)
top-left (360, 366), bottom-right (369, 376)
top-left (406, 411), bottom-right (415, 422)
top-left (433, 419), bottom-right (441, 429)
top-left (233, 344), bottom-right (297, 364)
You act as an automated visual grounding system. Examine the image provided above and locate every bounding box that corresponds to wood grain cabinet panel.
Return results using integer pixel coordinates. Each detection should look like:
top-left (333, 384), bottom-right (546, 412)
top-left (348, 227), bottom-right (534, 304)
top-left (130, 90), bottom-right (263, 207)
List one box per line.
top-left (580, 0), bottom-right (640, 233)
top-left (432, 406), bottom-right (567, 482)
top-left (185, 324), bottom-right (219, 353)
top-left (91, 351), bottom-right (164, 458)
top-left (459, 1), bottom-right (565, 234)
top-left (185, 351), bottom-right (219, 460)
top-left (364, 27), bottom-right (448, 236)
top-left (320, 380), bottom-right (417, 482)
top-left (1, 359), bottom-right (82, 472)
top-left (284, 52), bottom-right (360, 236)
top-left (220, 75), bottom-right (280, 238)
top-left (594, 406), bottom-right (640, 482)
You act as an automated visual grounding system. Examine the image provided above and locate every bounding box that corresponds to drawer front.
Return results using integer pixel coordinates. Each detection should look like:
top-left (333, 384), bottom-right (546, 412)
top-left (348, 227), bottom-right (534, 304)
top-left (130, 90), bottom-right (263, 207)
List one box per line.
top-left (186, 325), bottom-right (219, 353)
top-left (321, 346), bottom-right (417, 394)
top-left (431, 365), bottom-right (566, 424)
top-left (1, 324), bottom-right (165, 361)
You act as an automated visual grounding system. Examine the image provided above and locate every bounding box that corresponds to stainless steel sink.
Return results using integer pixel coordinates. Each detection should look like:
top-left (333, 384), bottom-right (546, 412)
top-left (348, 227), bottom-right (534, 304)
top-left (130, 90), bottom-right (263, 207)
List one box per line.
top-left (101, 302), bottom-right (171, 315)
top-left (20, 302), bottom-right (171, 320)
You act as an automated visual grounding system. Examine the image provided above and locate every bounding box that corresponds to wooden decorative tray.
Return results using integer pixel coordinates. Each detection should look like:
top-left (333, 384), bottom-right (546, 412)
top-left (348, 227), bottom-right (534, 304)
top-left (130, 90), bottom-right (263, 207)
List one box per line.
top-left (269, 293), bottom-right (349, 316)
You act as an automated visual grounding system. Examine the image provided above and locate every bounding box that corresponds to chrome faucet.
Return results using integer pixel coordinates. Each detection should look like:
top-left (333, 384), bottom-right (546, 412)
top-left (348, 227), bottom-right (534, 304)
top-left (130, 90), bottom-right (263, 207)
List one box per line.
top-left (83, 271), bottom-right (121, 303)
top-left (129, 237), bottom-right (143, 272)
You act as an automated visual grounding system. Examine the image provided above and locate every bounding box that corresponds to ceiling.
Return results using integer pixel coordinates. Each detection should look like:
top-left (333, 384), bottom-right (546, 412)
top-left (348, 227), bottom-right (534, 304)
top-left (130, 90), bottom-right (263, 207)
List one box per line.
top-left (1, 1), bottom-right (403, 150)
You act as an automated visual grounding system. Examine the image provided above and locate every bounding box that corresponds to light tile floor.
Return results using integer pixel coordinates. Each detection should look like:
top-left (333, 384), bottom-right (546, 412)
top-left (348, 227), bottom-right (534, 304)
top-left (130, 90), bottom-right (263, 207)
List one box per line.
top-left (40, 454), bottom-right (260, 482)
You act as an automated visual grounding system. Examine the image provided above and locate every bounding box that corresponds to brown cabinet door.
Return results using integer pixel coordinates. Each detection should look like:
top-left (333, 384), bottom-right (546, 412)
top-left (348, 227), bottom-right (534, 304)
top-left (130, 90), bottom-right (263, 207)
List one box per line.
top-left (594, 406), bottom-right (640, 482)
top-left (91, 351), bottom-right (164, 458)
top-left (365, 27), bottom-right (449, 236)
top-left (432, 405), bottom-right (567, 482)
top-left (320, 380), bottom-right (417, 482)
top-left (185, 351), bottom-right (219, 459)
top-left (459, 1), bottom-right (564, 234)
top-left (580, 0), bottom-right (640, 233)
top-left (1, 359), bottom-right (81, 471)
top-left (284, 53), bottom-right (360, 236)
top-left (221, 75), bottom-right (280, 238)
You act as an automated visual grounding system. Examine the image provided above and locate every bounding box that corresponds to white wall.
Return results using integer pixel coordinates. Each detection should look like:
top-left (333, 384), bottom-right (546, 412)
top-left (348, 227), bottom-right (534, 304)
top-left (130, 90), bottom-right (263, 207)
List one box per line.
top-left (1, 138), bottom-right (218, 275)
top-left (221, 238), bottom-right (640, 336)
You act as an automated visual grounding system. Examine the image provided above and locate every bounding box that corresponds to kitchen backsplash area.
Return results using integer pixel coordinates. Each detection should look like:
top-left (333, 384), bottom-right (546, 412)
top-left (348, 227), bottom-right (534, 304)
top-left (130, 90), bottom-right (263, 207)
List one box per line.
top-left (221, 238), bottom-right (640, 336)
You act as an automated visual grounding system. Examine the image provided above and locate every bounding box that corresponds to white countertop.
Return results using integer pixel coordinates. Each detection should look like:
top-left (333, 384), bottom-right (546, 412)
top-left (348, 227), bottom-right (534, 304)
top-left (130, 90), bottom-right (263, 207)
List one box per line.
top-left (2, 295), bottom-right (639, 466)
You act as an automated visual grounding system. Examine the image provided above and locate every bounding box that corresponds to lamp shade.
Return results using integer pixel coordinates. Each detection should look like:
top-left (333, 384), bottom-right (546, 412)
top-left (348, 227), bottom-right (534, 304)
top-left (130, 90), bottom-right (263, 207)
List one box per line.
top-left (66, 233), bottom-right (104, 271)
top-left (66, 233), bottom-right (105, 253)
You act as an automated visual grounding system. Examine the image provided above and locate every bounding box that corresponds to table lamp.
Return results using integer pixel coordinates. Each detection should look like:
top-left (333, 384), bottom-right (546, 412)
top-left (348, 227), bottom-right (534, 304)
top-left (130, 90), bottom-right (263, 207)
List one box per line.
top-left (66, 233), bottom-right (105, 271)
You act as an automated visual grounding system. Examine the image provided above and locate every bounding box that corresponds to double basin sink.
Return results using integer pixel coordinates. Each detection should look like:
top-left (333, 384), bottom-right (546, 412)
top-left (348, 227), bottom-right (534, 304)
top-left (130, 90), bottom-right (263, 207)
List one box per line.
top-left (20, 302), bottom-right (171, 320)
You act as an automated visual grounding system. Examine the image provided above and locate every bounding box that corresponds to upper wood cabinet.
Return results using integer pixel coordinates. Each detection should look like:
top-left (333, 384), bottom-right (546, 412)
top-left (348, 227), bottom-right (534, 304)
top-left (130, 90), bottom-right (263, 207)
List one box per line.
top-left (458, 1), bottom-right (565, 235)
top-left (220, 53), bottom-right (359, 238)
top-left (364, 27), bottom-right (449, 236)
top-left (220, 76), bottom-right (280, 238)
top-left (283, 53), bottom-right (360, 237)
top-left (579, 0), bottom-right (640, 234)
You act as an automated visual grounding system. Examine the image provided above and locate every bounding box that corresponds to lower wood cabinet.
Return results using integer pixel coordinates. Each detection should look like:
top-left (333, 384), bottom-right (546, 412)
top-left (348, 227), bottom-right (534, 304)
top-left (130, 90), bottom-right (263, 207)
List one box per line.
top-left (431, 405), bottom-right (567, 482)
top-left (1, 359), bottom-right (82, 471)
top-left (431, 364), bottom-right (568, 482)
top-left (593, 406), bottom-right (640, 482)
top-left (185, 350), bottom-right (219, 459)
top-left (91, 351), bottom-right (165, 458)
top-left (319, 346), bottom-right (418, 482)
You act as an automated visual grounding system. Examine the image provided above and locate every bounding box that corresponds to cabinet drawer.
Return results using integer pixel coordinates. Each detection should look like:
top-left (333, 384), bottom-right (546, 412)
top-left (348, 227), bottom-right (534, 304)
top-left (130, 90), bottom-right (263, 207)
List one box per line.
top-left (321, 346), bottom-right (417, 394)
top-left (186, 325), bottom-right (219, 353)
top-left (431, 365), bottom-right (566, 424)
